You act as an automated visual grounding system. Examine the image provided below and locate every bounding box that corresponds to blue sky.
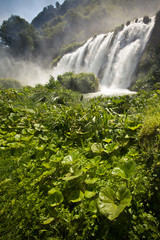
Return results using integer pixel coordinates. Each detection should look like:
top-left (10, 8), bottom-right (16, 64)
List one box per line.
top-left (0, 0), bottom-right (64, 25)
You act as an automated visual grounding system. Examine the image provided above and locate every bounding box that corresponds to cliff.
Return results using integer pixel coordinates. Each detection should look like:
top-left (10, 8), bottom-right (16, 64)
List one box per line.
top-left (132, 10), bottom-right (160, 90)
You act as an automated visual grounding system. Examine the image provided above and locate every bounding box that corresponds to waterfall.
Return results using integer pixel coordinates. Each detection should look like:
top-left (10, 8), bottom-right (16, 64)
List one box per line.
top-left (53, 17), bottom-right (155, 92)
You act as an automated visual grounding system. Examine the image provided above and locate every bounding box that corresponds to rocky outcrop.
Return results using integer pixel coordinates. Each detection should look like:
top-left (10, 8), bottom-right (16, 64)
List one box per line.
top-left (131, 10), bottom-right (160, 90)
top-left (148, 10), bottom-right (160, 52)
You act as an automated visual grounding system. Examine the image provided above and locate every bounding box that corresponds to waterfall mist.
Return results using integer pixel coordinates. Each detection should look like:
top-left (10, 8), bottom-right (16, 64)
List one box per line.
top-left (0, 55), bottom-right (51, 86)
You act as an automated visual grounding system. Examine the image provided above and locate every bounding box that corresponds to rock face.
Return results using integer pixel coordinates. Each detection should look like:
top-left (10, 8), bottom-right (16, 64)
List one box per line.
top-left (148, 11), bottom-right (160, 51)
top-left (132, 11), bottom-right (160, 90)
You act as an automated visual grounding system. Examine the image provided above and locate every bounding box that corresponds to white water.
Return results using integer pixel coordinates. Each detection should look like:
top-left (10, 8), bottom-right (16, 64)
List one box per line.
top-left (53, 17), bottom-right (155, 96)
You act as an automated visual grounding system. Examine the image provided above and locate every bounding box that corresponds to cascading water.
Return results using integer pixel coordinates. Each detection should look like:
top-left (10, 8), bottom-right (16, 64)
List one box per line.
top-left (53, 17), bottom-right (155, 96)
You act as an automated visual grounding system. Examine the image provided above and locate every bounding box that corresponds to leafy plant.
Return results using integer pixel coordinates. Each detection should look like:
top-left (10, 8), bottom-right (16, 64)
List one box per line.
top-left (0, 86), bottom-right (160, 239)
top-left (0, 78), bottom-right (21, 89)
top-left (98, 186), bottom-right (132, 220)
top-left (57, 72), bottom-right (99, 93)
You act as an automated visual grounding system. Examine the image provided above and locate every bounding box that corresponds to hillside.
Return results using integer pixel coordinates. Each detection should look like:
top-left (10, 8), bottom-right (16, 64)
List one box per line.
top-left (33, 0), bottom-right (160, 61)
top-left (1, 0), bottom-right (160, 63)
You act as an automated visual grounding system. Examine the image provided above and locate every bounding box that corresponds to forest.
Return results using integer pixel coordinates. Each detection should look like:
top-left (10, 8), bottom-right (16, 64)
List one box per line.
top-left (0, 0), bottom-right (160, 239)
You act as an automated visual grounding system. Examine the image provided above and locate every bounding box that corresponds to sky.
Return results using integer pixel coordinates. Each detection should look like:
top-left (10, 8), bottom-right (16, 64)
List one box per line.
top-left (0, 0), bottom-right (65, 25)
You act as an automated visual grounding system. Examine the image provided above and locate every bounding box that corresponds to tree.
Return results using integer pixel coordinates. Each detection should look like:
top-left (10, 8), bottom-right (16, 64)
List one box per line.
top-left (0, 15), bottom-right (38, 58)
top-left (56, 1), bottom-right (61, 10)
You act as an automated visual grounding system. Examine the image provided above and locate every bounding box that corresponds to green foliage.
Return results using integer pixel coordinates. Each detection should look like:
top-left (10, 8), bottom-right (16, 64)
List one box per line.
top-left (0, 15), bottom-right (38, 58)
top-left (112, 160), bottom-right (136, 179)
top-left (31, 5), bottom-right (58, 29)
top-left (45, 76), bottom-right (61, 89)
top-left (0, 84), bottom-right (160, 239)
top-left (98, 186), bottom-right (132, 220)
top-left (0, 78), bottom-right (21, 89)
top-left (57, 72), bottom-right (99, 93)
top-left (140, 96), bottom-right (160, 136)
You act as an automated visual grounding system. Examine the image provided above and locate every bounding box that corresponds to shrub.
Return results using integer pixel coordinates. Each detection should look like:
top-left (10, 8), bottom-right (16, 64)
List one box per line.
top-left (140, 99), bottom-right (160, 137)
top-left (57, 72), bottom-right (99, 93)
top-left (45, 76), bottom-right (61, 89)
top-left (0, 78), bottom-right (21, 89)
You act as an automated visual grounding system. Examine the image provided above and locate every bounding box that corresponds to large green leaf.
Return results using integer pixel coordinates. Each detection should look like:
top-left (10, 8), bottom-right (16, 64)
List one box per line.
top-left (96, 165), bottom-right (107, 175)
top-left (62, 155), bottom-right (74, 165)
top-left (112, 160), bottom-right (136, 179)
top-left (15, 134), bottom-right (21, 141)
top-left (89, 156), bottom-right (101, 166)
top-left (104, 142), bottom-right (119, 154)
top-left (85, 178), bottom-right (98, 184)
top-left (32, 169), bottom-right (56, 185)
top-left (48, 189), bottom-right (64, 207)
top-left (69, 190), bottom-right (84, 203)
top-left (63, 164), bottom-right (83, 181)
top-left (98, 186), bottom-right (132, 220)
top-left (62, 172), bottom-right (82, 181)
top-left (50, 154), bottom-right (62, 163)
top-left (62, 150), bottom-right (80, 165)
top-left (112, 167), bottom-right (125, 179)
top-left (122, 160), bottom-right (136, 178)
top-left (85, 190), bottom-right (96, 198)
top-left (91, 143), bottom-right (103, 154)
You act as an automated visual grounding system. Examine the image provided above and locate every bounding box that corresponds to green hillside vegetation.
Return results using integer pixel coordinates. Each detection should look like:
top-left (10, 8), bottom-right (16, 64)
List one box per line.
top-left (31, 5), bottom-right (59, 29)
top-left (0, 78), bottom-right (160, 239)
top-left (1, 0), bottom-right (160, 64)
top-left (0, 16), bottom-right (38, 58)
top-left (33, 0), bottom-right (160, 61)
top-left (0, 78), bottom-right (21, 90)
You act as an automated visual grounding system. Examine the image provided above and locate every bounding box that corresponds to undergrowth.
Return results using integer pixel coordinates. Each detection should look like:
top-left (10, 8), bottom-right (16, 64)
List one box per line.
top-left (0, 81), bottom-right (160, 240)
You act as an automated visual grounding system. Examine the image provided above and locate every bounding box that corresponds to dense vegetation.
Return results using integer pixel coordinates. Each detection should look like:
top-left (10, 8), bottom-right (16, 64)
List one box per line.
top-left (0, 2), bottom-right (160, 238)
top-left (57, 72), bottom-right (99, 93)
top-left (0, 78), bottom-right (21, 90)
top-left (0, 78), bottom-right (160, 239)
top-left (0, 16), bottom-right (38, 59)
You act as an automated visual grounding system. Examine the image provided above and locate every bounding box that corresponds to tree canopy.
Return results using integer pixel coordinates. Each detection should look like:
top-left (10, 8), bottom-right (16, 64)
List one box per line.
top-left (0, 15), bottom-right (38, 58)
